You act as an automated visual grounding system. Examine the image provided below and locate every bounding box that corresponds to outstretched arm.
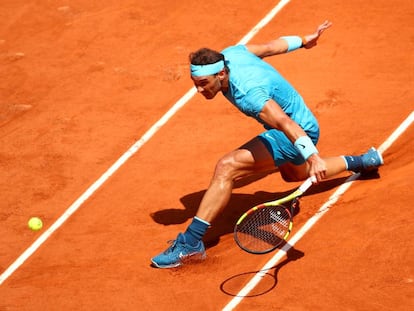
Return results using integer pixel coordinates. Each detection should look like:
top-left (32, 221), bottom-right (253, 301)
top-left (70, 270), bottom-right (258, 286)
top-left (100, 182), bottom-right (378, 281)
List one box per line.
top-left (246, 20), bottom-right (332, 58)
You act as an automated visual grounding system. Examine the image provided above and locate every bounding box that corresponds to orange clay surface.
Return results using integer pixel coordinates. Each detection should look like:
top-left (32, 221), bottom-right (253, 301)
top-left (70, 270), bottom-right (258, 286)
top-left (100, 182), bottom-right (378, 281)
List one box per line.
top-left (0, 0), bottom-right (413, 310)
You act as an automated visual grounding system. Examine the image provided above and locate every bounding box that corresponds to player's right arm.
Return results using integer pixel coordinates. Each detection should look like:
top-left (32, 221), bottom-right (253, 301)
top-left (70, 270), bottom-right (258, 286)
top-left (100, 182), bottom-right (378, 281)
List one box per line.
top-left (259, 99), bottom-right (327, 182)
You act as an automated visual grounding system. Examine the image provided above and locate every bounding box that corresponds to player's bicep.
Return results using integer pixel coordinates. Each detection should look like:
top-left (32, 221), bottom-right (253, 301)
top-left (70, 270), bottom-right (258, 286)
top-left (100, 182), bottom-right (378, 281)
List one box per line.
top-left (260, 100), bottom-right (307, 143)
top-left (259, 100), bottom-right (290, 129)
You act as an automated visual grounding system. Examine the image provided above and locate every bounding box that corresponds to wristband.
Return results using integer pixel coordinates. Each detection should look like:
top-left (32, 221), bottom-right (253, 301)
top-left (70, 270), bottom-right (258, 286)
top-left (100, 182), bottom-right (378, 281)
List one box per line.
top-left (294, 136), bottom-right (319, 160)
top-left (280, 36), bottom-right (303, 52)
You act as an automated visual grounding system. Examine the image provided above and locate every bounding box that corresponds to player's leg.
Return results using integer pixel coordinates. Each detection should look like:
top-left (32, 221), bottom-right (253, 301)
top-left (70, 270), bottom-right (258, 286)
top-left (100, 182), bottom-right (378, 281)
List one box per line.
top-left (279, 156), bottom-right (348, 182)
top-left (195, 137), bottom-right (276, 222)
top-left (279, 148), bottom-right (384, 183)
top-left (151, 137), bottom-right (275, 268)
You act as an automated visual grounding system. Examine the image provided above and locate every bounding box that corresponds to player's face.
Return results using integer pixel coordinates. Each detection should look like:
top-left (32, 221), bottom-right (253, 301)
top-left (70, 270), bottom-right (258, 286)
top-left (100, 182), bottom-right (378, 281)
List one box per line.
top-left (191, 74), bottom-right (222, 99)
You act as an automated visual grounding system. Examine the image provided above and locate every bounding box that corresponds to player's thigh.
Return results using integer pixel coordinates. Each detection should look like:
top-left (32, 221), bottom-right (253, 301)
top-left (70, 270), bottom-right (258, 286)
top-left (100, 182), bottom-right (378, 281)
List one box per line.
top-left (231, 136), bottom-right (276, 172)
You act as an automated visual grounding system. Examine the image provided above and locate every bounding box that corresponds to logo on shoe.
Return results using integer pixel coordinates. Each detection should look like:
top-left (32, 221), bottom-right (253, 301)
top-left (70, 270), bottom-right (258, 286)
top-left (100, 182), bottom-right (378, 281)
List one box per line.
top-left (179, 251), bottom-right (194, 259)
top-left (178, 251), bottom-right (196, 261)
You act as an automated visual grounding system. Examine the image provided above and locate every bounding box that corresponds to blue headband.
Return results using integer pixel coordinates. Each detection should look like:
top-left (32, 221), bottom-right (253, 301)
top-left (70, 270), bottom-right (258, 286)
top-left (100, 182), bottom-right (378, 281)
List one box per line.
top-left (190, 60), bottom-right (224, 77)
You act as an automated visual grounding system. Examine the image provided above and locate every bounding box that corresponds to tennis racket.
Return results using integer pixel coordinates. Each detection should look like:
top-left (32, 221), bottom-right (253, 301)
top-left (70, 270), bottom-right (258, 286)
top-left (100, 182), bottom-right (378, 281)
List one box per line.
top-left (234, 176), bottom-right (314, 254)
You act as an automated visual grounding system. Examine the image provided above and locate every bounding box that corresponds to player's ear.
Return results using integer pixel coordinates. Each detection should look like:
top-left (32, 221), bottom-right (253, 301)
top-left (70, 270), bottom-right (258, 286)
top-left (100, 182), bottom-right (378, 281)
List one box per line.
top-left (217, 69), bottom-right (226, 81)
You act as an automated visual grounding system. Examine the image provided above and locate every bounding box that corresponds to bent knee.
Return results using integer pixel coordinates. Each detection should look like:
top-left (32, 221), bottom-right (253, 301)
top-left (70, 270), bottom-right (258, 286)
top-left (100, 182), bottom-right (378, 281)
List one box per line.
top-left (214, 155), bottom-right (237, 178)
top-left (280, 171), bottom-right (302, 182)
top-left (279, 163), bottom-right (308, 182)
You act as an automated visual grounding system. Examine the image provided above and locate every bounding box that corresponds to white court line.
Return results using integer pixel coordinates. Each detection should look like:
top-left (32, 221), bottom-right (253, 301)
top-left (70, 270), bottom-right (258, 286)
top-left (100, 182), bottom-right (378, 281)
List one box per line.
top-left (222, 110), bottom-right (414, 311)
top-left (0, 0), bottom-right (292, 286)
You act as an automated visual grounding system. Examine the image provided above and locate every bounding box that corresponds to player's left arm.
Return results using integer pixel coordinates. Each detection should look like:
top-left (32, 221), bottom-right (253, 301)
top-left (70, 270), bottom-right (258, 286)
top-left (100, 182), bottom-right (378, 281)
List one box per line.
top-left (246, 20), bottom-right (332, 58)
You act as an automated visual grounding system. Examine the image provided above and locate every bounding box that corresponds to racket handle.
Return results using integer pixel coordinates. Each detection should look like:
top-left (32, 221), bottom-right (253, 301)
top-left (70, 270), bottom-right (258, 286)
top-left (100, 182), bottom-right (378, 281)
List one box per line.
top-left (298, 176), bottom-right (315, 193)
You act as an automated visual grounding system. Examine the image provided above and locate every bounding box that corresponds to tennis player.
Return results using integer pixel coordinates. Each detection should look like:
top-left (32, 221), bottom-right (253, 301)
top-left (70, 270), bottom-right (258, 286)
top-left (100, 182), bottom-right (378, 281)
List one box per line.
top-left (151, 20), bottom-right (383, 268)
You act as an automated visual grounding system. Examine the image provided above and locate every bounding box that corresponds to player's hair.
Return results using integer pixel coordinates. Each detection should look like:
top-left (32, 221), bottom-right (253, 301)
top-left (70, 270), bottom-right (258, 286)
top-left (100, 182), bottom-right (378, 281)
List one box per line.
top-left (189, 48), bottom-right (229, 72)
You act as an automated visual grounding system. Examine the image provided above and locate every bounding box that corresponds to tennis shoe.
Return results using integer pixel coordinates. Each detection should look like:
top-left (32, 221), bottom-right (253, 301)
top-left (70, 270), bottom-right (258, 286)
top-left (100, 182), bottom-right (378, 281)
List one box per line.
top-left (151, 233), bottom-right (206, 269)
top-left (361, 147), bottom-right (384, 172)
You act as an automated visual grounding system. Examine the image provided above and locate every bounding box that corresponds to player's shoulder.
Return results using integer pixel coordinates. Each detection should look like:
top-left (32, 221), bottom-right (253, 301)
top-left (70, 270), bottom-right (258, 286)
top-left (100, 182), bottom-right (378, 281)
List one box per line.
top-left (221, 44), bottom-right (249, 56)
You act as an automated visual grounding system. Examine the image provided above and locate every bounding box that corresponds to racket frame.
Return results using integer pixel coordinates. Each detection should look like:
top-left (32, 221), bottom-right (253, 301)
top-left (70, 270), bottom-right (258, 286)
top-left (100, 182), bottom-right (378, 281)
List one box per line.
top-left (234, 176), bottom-right (314, 254)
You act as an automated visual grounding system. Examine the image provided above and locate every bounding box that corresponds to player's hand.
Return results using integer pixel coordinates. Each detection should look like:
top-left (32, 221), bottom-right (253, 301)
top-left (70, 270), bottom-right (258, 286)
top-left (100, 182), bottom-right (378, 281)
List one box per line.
top-left (307, 153), bottom-right (327, 183)
top-left (302, 20), bottom-right (332, 49)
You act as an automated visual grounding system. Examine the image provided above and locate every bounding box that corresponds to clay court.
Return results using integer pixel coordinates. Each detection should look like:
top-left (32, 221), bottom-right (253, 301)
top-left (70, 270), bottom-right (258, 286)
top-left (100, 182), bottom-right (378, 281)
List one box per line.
top-left (0, 0), bottom-right (413, 310)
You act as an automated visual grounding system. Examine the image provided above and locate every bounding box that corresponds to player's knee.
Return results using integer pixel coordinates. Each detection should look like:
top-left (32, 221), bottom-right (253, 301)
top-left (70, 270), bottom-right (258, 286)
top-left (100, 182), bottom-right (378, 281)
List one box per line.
top-left (281, 173), bottom-right (299, 182)
top-left (280, 169), bottom-right (304, 182)
top-left (214, 155), bottom-right (238, 180)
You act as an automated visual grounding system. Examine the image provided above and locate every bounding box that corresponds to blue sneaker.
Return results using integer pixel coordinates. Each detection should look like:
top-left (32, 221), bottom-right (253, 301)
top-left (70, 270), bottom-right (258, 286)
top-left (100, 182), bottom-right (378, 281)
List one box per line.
top-left (151, 233), bottom-right (206, 268)
top-left (361, 147), bottom-right (384, 172)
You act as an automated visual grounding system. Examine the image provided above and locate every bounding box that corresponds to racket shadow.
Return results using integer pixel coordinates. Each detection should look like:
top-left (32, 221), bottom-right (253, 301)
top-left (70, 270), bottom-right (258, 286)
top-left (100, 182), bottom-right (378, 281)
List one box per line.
top-left (220, 246), bottom-right (305, 297)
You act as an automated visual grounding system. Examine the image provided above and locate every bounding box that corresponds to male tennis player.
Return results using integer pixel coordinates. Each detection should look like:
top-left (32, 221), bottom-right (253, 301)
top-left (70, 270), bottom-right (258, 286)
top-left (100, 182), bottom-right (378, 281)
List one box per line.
top-left (151, 20), bottom-right (383, 268)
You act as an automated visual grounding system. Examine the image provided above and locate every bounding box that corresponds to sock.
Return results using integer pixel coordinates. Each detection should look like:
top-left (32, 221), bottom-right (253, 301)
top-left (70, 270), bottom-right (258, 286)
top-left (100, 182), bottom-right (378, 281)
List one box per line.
top-left (183, 216), bottom-right (210, 246)
top-left (342, 155), bottom-right (363, 172)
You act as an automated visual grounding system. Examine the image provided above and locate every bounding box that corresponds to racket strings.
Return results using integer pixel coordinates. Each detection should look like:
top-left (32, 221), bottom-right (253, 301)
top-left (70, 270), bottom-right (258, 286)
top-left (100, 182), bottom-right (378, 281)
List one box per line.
top-left (235, 206), bottom-right (291, 253)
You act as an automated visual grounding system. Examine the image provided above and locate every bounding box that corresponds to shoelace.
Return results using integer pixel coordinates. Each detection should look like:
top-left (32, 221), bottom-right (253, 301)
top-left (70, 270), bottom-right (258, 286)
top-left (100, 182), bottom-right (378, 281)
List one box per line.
top-left (164, 239), bottom-right (181, 254)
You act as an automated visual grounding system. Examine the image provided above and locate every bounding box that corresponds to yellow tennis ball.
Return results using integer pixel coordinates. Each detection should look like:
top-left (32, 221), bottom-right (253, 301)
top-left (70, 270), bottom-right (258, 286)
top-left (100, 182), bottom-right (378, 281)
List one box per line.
top-left (28, 217), bottom-right (43, 231)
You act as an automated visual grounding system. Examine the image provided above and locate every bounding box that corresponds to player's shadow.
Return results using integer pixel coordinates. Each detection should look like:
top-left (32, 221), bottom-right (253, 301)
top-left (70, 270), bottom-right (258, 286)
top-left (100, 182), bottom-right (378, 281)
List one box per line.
top-left (220, 246), bottom-right (305, 297)
top-left (150, 175), bottom-right (355, 247)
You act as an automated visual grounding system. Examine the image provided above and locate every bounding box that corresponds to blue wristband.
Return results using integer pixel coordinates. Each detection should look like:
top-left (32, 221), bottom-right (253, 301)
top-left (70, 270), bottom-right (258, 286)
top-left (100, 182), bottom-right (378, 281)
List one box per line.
top-left (294, 136), bottom-right (318, 160)
top-left (280, 36), bottom-right (303, 52)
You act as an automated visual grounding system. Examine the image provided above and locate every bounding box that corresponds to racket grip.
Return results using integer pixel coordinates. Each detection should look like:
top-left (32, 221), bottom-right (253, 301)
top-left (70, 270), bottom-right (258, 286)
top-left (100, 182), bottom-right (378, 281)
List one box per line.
top-left (298, 176), bottom-right (315, 193)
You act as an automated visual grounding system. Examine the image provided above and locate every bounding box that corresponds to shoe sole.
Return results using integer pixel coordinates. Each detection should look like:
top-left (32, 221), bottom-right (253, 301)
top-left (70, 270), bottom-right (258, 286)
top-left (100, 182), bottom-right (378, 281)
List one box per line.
top-left (374, 148), bottom-right (384, 165)
top-left (151, 260), bottom-right (182, 269)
